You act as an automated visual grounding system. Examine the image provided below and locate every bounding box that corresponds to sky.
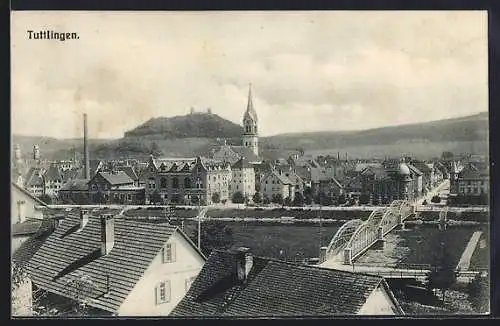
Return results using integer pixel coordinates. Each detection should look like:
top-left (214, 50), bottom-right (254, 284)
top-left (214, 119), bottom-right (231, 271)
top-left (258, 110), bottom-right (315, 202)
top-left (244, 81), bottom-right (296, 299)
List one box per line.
top-left (11, 11), bottom-right (488, 139)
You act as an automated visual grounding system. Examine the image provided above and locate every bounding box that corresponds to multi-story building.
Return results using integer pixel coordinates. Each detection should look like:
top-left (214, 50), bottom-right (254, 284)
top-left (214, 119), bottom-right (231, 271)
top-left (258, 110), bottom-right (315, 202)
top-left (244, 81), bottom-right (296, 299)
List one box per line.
top-left (260, 169), bottom-right (295, 202)
top-left (449, 161), bottom-right (489, 205)
top-left (230, 157), bottom-right (255, 199)
top-left (346, 161), bottom-right (421, 204)
top-left (139, 156), bottom-right (231, 205)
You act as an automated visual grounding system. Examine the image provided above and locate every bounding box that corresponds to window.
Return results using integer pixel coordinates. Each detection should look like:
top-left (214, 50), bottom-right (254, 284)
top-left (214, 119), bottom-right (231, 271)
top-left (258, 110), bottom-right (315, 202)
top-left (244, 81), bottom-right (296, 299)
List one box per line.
top-left (162, 243), bottom-right (176, 263)
top-left (127, 194), bottom-right (132, 201)
top-left (185, 276), bottom-right (196, 293)
top-left (91, 184), bottom-right (98, 191)
top-left (160, 177), bottom-right (167, 189)
top-left (172, 177), bottom-right (179, 189)
top-left (155, 280), bottom-right (171, 304)
top-left (148, 178), bottom-right (156, 189)
top-left (184, 177), bottom-right (191, 188)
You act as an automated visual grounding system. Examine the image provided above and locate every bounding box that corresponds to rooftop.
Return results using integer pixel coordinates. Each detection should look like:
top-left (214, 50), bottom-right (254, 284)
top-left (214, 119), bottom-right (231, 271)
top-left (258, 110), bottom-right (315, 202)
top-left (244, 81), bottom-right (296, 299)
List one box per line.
top-left (171, 249), bottom-right (400, 317)
top-left (27, 214), bottom-right (183, 313)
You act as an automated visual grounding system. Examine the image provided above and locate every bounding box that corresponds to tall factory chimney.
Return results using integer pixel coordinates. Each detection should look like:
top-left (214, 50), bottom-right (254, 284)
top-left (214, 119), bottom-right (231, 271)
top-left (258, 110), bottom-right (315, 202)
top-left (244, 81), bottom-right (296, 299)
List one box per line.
top-left (83, 113), bottom-right (90, 180)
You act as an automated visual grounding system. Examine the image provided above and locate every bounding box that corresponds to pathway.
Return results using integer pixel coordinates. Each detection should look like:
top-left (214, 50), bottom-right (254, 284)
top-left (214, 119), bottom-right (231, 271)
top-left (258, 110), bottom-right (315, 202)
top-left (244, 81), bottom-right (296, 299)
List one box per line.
top-left (456, 231), bottom-right (483, 272)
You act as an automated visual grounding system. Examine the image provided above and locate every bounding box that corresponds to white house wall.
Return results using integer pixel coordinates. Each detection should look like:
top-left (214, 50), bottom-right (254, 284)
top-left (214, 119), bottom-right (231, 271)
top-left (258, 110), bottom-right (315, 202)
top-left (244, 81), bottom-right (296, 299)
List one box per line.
top-left (117, 232), bottom-right (205, 316)
top-left (357, 285), bottom-right (399, 315)
top-left (11, 184), bottom-right (44, 225)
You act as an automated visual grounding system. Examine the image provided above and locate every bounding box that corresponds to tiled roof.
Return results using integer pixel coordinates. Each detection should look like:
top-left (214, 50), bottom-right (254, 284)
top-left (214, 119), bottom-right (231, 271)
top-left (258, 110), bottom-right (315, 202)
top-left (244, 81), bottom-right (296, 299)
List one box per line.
top-left (60, 179), bottom-right (89, 191)
top-left (27, 214), bottom-right (180, 313)
top-left (410, 161), bottom-right (432, 174)
top-left (97, 171), bottom-right (134, 185)
top-left (116, 166), bottom-right (139, 181)
top-left (24, 167), bottom-right (45, 187)
top-left (263, 170), bottom-right (293, 185)
top-left (407, 164), bottom-right (423, 176)
top-left (355, 163), bottom-right (383, 173)
top-left (12, 218), bottom-right (58, 268)
top-left (230, 146), bottom-right (261, 163)
top-left (231, 157), bottom-right (253, 169)
top-left (459, 166), bottom-right (489, 180)
top-left (12, 219), bottom-right (43, 236)
top-left (171, 249), bottom-right (397, 317)
top-left (44, 164), bottom-right (64, 182)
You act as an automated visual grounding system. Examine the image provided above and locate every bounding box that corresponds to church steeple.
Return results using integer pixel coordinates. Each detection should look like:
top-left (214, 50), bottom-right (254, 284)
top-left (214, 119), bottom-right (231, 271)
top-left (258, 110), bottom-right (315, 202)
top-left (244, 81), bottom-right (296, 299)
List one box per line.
top-left (242, 83), bottom-right (259, 157)
top-left (244, 83), bottom-right (258, 123)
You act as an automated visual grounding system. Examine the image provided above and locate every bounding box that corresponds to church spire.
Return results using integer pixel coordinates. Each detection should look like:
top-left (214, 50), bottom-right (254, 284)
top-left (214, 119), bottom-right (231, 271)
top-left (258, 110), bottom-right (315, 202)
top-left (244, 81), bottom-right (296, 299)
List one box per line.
top-left (244, 83), bottom-right (258, 122)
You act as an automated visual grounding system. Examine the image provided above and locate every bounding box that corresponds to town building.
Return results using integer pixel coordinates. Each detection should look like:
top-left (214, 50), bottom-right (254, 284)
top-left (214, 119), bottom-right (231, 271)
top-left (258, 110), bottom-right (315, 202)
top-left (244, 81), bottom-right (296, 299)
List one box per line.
top-left (230, 157), bottom-right (256, 199)
top-left (59, 171), bottom-right (145, 205)
top-left (88, 171), bottom-right (145, 204)
top-left (27, 212), bottom-right (206, 316)
top-left (449, 161), bottom-right (489, 205)
top-left (138, 156), bottom-right (231, 205)
top-left (260, 169), bottom-right (296, 203)
top-left (345, 161), bottom-right (421, 204)
top-left (170, 247), bottom-right (404, 317)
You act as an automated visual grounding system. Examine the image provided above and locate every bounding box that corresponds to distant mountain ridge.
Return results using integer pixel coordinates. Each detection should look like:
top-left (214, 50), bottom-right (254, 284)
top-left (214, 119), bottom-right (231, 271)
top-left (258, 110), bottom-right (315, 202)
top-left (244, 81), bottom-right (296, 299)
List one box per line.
top-left (262, 112), bottom-right (489, 150)
top-left (12, 111), bottom-right (489, 161)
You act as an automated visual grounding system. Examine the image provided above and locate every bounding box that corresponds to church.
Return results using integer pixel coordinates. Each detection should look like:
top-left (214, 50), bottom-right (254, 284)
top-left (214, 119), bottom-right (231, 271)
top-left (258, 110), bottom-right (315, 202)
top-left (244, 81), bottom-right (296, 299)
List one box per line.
top-left (212, 84), bottom-right (262, 165)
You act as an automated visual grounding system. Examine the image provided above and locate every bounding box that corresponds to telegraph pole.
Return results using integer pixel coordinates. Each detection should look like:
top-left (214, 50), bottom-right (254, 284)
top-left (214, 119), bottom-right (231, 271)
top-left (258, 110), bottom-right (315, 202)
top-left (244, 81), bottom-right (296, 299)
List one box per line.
top-left (197, 202), bottom-right (201, 250)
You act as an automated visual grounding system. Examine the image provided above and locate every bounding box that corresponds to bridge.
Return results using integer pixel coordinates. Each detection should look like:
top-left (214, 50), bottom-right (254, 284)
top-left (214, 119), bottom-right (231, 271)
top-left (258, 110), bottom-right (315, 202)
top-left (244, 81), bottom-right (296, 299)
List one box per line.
top-left (318, 262), bottom-right (487, 283)
top-left (320, 200), bottom-right (414, 265)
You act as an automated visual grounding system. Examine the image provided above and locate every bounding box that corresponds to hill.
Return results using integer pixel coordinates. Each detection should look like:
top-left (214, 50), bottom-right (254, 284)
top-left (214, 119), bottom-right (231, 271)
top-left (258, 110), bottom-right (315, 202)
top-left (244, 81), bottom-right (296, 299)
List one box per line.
top-left (124, 112), bottom-right (243, 138)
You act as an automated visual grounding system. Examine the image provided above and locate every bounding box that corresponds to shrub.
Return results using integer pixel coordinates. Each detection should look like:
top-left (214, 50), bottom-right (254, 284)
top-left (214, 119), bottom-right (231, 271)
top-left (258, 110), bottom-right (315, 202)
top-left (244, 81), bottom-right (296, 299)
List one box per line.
top-left (293, 193), bottom-right (305, 207)
top-left (271, 193), bottom-right (284, 205)
top-left (252, 192), bottom-right (263, 205)
top-left (431, 195), bottom-right (441, 204)
top-left (232, 191), bottom-right (245, 204)
top-left (211, 192), bottom-right (221, 204)
top-left (283, 197), bottom-right (292, 207)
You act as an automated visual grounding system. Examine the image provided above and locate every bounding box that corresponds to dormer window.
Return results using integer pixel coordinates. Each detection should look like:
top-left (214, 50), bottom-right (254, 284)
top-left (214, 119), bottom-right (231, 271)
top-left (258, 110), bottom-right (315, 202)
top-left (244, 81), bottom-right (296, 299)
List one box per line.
top-left (162, 243), bottom-right (176, 263)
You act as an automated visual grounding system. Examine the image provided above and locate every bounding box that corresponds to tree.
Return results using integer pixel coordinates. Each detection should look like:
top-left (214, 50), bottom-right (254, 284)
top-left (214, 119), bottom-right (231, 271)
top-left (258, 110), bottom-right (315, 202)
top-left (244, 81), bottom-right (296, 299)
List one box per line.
top-left (263, 195), bottom-right (271, 205)
top-left (191, 194), bottom-right (200, 206)
top-left (319, 192), bottom-right (332, 206)
top-left (283, 196), bottom-right (292, 207)
top-left (38, 194), bottom-right (52, 205)
top-left (149, 191), bottom-right (162, 205)
top-left (271, 193), bottom-right (284, 205)
top-left (441, 151), bottom-right (454, 161)
top-left (422, 199), bottom-right (428, 205)
top-left (426, 241), bottom-right (457, 303)
top-left (337, 194), bottom-right (347, 205)
top-left (252, 192), bottom-right (262, 205)
top-left (211, 192), bottom-right (221, 204)
top-left (11, 262), bottom-right (31, 316)
top-left (293, 192), bottom-right (305, 207)
top-left (304, 194), bottom-right (313, 206)
top-left (359, 193), bottom-right (370, 205)
top-left (231, 191), bottom-right (245, 204)
top-left (467, 274), bottom-right (490, 313)
top-left (149, 142), bottom-right (163, 158)
top-left (431, 195), bottom-right (441, 203)
top-left (190, 221), bottom-right (234, 256)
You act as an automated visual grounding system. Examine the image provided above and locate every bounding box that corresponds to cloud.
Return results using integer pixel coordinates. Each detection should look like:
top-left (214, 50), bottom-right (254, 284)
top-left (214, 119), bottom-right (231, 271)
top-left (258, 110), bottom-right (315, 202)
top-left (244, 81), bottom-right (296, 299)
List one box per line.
top-left (11, 11), bottom-right (487, 138)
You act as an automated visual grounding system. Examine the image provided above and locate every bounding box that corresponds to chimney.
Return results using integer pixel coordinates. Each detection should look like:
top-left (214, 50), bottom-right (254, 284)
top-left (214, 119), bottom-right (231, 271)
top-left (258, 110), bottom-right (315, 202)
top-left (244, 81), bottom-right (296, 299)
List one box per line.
top-left (100, 214), bottom-right (115, 255)
top-left (83, 113), bottom-right (90, 180)
top-left (33, 145), bottom-right (40, 161)
top-left (233, 247), bottom-right (253, 283)
top-left (79, 209), bottom-right (89, 229)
